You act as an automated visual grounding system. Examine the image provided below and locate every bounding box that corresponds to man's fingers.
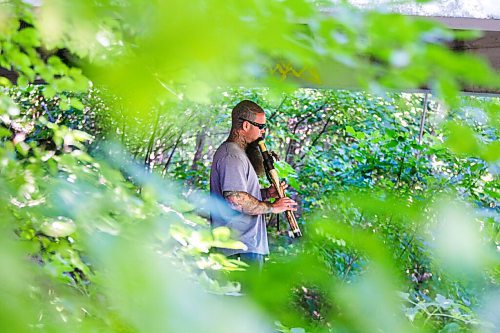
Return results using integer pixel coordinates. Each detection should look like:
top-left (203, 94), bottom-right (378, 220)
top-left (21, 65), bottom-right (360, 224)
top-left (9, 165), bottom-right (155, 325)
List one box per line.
top-left (280, 198), bottom-right (297, 207)
top-left (272, 197), bottom-right (298, 213)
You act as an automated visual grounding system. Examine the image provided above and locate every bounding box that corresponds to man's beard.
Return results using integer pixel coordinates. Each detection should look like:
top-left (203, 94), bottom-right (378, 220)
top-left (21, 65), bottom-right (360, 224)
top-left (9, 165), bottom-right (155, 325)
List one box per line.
top-left (246, 139), bottom-right (265, 177)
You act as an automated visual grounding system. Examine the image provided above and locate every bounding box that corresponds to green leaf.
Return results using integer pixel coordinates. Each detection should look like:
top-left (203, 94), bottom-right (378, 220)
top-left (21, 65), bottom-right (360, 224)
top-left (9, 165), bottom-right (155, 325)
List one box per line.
top-left (275, 160), bottom-right (296, 178)
top-left (71, 150), bottom-right (94, 162)
top-left (290, 328), bottom-right (306, 333)
top-left (13, 28), bottom-right (40, 48)
top-left (435, 77), bottom-right (459, 109)
top-left (481, 141), bottom-right (500, 162)
top-left (16, 75), bottom-right (29, 88)
top-left (288, 177), bottom-right (300, 190)
top-left (40, 217), bottom-right (77, 238)
top-left (0, 127), bottom-right (12, 139)
top-left (171, 199), bottom-right (195, 213)
top-left (59, 98), bottom-right (70, 110)
top-left (386, 140), bottom-right (398, 148)
top-left (11, 49), bottom-right (31, 70)
top-left (355, 131), bottom-right (365, 140)
top-left (15, 142), bottom-right (30, 156)
top-left (184, 213), bottom-right (209, 226)
top-left (70, 98), bottom-right (85, 110)
top-left (72, 130), bottom-right (93, 142)
top-left (435, 294), bottom-right (453, 310)
top-left (47, 56), bottom-right (67, 73)
top-left (346, 125), bottom-right (356, 136)
top-left (438, 322), bottom-right (462, 333)
top-left (212, 227), bottom-right (231, 241)
top-left (42, 85), bottom-right (56, 99)
top-left (453, 29), bottom-right (481, 41)
top-left (443, 121), bottom-right (480, 156)
top-left (0, 77), bottom-right (12, 87)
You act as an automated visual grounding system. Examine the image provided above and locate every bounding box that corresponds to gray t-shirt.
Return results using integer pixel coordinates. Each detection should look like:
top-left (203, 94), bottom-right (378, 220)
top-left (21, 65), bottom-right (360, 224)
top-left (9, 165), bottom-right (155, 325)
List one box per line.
top-left (210, 141), bottom-right (269, 256)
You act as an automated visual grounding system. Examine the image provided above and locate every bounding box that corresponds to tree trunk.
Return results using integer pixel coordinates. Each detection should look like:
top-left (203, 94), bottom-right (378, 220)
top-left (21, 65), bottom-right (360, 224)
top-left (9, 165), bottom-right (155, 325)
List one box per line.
top-left (144, 110), bottom-right (161, 171)
top-left (190, 129), bottom-right (206, 171)
top-left (162, 132), bottom-right (183, 176)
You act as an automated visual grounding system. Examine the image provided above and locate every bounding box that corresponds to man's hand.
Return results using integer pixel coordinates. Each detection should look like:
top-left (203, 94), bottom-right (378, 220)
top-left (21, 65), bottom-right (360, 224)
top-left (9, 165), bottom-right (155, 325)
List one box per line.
top-left (271, 197), bottom-right (297, 214)
top-left (266, 181), bottom-right (288, 199)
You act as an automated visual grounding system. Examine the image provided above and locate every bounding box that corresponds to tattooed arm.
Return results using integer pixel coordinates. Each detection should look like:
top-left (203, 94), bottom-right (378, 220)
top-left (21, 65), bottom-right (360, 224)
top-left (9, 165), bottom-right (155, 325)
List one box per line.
top-left (223, 191), bottom-right (297, 216)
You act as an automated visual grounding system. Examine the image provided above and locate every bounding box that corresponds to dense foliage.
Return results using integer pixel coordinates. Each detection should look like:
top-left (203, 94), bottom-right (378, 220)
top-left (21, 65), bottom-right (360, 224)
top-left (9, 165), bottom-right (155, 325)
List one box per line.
top-left (1, 1), bottom-right (499, 333)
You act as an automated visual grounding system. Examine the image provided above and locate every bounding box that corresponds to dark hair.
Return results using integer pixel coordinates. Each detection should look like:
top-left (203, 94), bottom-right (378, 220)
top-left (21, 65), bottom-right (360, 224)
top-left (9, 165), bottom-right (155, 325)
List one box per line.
top-left (231, 100), bottom-right (264, 129)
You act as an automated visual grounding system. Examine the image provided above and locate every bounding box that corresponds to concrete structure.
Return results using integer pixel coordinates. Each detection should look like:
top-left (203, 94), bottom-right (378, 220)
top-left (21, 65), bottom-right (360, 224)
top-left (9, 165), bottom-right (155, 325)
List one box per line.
top-left (277, 14), bottom-right (500, 94)
top-left (418, 16), bottom-right (499, 94)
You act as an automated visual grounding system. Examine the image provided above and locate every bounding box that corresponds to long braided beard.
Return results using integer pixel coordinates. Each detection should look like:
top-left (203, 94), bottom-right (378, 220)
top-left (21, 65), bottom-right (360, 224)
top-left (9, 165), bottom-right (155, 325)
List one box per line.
top-left (246, 140), bottom-right (265, 177)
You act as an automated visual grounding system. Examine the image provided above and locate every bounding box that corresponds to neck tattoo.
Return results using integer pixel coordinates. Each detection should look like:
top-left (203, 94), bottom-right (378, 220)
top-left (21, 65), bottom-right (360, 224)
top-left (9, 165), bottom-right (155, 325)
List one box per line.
top-left (227, 130), bottom-right (248, 150)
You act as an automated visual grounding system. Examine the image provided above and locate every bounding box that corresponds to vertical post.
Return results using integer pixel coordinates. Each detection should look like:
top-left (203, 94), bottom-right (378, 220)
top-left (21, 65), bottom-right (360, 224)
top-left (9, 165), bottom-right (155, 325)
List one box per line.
top-left (418, 93), bottom-right (429, 144)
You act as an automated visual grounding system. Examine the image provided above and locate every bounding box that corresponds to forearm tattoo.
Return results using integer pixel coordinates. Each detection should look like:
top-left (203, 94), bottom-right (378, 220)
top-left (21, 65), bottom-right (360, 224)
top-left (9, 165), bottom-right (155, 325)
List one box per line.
top-left (223, 191), bottom-right (273, 215)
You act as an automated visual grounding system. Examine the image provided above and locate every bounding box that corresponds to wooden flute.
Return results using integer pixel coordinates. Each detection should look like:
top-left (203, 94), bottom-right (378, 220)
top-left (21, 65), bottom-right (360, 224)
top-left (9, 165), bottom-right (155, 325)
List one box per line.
top-left (257, 138), bottom-right (302, 238)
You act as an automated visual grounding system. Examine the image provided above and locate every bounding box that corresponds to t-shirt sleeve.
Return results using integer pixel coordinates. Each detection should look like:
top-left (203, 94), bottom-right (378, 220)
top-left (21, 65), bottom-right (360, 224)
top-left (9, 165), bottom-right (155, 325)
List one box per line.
top-left (218, 155), bottom-right (248, 193)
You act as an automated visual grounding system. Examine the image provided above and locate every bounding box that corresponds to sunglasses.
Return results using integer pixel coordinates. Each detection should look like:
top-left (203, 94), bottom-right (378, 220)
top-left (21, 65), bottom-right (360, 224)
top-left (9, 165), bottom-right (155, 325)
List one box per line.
top-left (239, 117), bottom-right (266, 130)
